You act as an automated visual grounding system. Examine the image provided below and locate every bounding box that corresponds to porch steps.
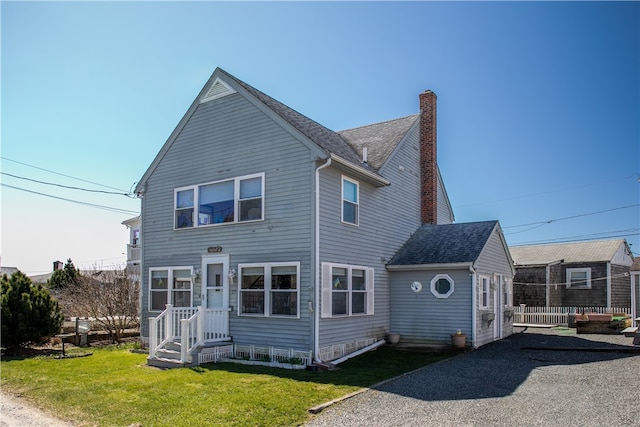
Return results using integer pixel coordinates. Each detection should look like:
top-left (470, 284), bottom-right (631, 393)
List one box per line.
top-left (148, 341), bottom-right (196, 369)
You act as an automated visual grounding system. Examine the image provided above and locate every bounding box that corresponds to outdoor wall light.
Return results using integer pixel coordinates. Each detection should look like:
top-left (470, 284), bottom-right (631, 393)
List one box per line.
top-left (228, 268), bottom-right (237, 284)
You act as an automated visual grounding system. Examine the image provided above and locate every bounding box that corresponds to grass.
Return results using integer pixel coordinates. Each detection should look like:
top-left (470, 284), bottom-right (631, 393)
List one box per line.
top-left (1, 344), bottom-right (455, 426)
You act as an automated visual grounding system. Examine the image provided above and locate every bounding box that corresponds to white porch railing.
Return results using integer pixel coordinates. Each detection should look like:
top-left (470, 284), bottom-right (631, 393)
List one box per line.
top-left (149, 305), bottom-right (230, 363)
top-left (513, 305), bottom-right (632, 325)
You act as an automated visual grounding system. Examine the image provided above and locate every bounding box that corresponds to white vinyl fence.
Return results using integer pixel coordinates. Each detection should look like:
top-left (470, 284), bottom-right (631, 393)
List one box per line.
top-left (513, 305), bottom-right (631, 326)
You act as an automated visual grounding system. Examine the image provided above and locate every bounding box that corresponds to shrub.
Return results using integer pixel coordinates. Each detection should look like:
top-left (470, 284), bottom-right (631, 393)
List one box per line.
top-left (1, 271), bottom-right (64, 350)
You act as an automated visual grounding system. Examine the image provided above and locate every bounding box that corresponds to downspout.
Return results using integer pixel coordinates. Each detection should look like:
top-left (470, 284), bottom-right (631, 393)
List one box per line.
top-left (470, 265), bottom-right (478, 349)
top-left (314, 158), bottom-right (331, 362)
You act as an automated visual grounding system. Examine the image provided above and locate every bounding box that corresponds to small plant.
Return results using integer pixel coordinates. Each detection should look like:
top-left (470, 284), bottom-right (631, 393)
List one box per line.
top-left (260, 355), bottom-right (271, 362)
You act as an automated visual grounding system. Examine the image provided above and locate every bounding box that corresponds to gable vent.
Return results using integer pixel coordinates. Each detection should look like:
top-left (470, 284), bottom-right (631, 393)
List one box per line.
top-left (200, 78), bottom-right (236, 103)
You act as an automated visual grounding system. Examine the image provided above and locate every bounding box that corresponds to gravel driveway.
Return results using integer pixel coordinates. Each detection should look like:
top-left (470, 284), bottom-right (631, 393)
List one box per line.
top-left (306, 327), bottom-right (640, 427)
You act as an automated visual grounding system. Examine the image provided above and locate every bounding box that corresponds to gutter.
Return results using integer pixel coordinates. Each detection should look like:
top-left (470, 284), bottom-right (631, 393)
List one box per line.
top-left (314, 158), bottom-right (332, 362)
top-left (387, 262), bottom-right (473, 272)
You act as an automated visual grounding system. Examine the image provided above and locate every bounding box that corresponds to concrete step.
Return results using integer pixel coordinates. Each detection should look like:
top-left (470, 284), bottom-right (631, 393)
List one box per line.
top-left (621, 326), bottom-right (638, 337)
top-left (147, 357), bottom-right (190, 369)
top-left (155, 348), bottom-right (181, 360)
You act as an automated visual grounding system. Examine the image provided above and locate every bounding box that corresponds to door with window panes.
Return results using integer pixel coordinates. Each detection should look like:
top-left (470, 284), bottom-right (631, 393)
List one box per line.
top-left (202, 255), bottom-right (229, 310)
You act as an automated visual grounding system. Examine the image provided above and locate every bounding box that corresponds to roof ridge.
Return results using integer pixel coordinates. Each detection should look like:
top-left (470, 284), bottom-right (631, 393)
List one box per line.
top-left (338, 114), bottom-right (419, 133)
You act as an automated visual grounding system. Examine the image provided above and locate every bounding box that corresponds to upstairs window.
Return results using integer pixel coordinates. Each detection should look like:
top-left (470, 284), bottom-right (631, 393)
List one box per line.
top-left (342, 176), bottom-right (359, 225)
top-left (175, 173), bottom-right (264, 229)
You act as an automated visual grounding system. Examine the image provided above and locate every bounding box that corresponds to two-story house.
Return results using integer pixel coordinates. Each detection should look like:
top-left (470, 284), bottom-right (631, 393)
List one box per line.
top-left (134, 68), bottom-right (514, 367)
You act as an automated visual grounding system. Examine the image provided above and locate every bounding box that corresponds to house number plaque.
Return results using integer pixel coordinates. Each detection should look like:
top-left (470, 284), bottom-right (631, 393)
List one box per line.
top-left (207, 246), bottom-right (222, 253)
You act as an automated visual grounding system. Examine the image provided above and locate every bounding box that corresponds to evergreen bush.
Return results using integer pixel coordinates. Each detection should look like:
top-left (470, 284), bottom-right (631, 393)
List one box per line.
top-left (1, 271), bottom-right (64, 349)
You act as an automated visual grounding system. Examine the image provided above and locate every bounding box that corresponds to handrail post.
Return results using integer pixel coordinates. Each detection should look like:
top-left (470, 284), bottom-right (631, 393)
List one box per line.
top-left (181, 319), bottom-right (189, 364)
top-left (519, 304), bottom-right (526, 323)
top-left (197, 306), bottom-right (205, 346)
top-left (149, 317), bottom-right (157, 358)
top-left (165, 304), bottom-right (173, 341)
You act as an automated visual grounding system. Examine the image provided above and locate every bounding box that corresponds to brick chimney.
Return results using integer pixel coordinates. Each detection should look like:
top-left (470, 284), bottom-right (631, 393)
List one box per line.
top-left (420, 90), bottom-right (438, 224)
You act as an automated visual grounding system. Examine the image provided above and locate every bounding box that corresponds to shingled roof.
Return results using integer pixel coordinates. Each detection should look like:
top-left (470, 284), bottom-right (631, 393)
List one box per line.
top-left (509, 239), bottom-right (629, 265)
top-left (388, 221), bottom-right (499, 266)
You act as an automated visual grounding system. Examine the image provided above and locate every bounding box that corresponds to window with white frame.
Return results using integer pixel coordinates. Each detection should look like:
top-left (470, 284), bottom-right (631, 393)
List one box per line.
top-left (430, 274), bottom-right (454, 298)
top-left (480, 276), bottom-right (490, 309)
top-left (566, 268), bottom-right (591, 288)
top-left (174, 173), bottom-right (264, 229)
top-left (238, 262), bottom-right (299, 317)
top-left (341, 176), bottom-right (359, 225)
top-left (503, 277), bottom-right (511, 307)
top-left (321, 263), bottom-right (374, 317)
top-left (149, 267), bottom-right (193, 311)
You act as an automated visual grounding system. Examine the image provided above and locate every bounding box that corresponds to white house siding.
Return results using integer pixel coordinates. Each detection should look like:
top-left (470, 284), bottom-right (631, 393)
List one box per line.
top-left (473, 228), bottom-right (515, 347)
top-left (140, 92), bottom-right (317, 351)
top-left (389, 269), bottom-right (473, 345)
top-left (317, 126), bottom-right (423, 351)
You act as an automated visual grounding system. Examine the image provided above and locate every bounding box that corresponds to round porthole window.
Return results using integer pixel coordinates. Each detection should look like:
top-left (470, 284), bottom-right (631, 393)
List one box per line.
top-left (430, 274), bottom-right (454, 298)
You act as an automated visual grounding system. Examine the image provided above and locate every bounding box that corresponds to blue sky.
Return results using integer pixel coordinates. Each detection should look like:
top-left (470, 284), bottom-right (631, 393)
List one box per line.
top-left (2, 1), bottom-right (638, 274)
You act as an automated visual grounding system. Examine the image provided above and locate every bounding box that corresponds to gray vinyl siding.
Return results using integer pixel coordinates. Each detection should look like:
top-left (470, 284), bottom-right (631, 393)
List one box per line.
top-left (389, 269), bottom-right (473, 344)
top-left (473, 229), bottom-right (515, 346)
top-left (317, 125), bottom-right (422, 349)
top-left (140, 92), bottom-right (316, 351)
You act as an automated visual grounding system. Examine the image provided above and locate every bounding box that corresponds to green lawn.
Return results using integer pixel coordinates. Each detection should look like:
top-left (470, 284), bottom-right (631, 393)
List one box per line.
top-left (0, 345), bottom-right (454, 426)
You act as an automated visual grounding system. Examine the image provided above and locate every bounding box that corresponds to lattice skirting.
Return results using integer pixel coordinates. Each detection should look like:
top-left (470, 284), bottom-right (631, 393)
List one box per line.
top-left (318, 337), bottom-right (376, 362)
top-left (198, 344), bottom-right (312, 368)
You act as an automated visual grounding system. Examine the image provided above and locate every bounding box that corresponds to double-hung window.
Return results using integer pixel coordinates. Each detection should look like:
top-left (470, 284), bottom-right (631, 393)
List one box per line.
top-left (321, 263), bottom-right (374, 317)
top-left (480, 276), bottom-right (490, 309)
top-left (175, 173), bottom-right (264, 229)
top-left (341, 176), bottom-right (359, 225)
top-left (149, 267), bottom-right (193, 311)
top-left (238, 262), bottom-right (300, 317)
top-left (566, 268), bottom-right (591, 288)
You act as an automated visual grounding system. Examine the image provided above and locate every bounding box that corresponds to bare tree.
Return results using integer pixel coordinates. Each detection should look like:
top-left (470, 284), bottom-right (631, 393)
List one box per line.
top-left (59, 268), bottom-right (139, 342)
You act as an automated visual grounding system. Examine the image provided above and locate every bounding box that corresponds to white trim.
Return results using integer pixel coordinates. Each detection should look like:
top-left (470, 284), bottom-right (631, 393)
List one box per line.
top-left (430, 274), bottom-right (454, 298)
top-left (606, 262), bottom-right (611, 306)
top-left (566, 267), bottom-right (592, 288)
top-left (470, 267), bottom-right (478, 348)
top-left (341, 175), bottom-right (359, 226)
top-left (330, 154), bottom-right (390, 187)
top-left (237, 262), bottom-right (300, 318)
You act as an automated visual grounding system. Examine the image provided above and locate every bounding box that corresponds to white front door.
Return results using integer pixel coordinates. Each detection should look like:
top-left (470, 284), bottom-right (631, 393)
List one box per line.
top-left (202, 255), bottom-right (229, 309)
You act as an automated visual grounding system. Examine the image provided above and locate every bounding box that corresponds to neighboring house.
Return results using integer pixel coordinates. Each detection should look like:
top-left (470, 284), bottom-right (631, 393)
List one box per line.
top-left (122, 215), bottom-right (141, 281)
top-left (134, 67), bottom-right (513, 367)
top-left (510, 239), bottom-right (634, 308)
top-left (1, 266), bottom-right (19, 277)
top-left (631, 258), bottom-right (640, 326)
top-left (387, 221), bottom-right (515, 348)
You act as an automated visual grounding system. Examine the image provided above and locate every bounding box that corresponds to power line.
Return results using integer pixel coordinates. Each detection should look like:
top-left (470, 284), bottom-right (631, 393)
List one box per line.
top-left (1, 172), bottom-right (134, 197)
top-left (503, 204), bottom-right (639, 230)
top-left (1, 183), bottom-right (139, 215)
top-left (1, 156), bottom-right (130, 193)
top-left (509, 230), bottom-right (640, 247)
